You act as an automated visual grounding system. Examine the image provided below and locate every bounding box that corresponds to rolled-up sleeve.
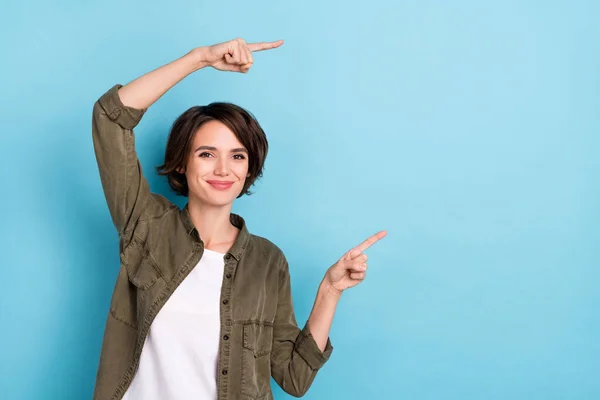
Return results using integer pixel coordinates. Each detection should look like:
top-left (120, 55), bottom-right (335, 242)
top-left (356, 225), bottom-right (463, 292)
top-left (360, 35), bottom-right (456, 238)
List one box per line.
top-left (270, 257), bottom-right (333, 397)
top-left (97, 84), bottom-right (146, 129)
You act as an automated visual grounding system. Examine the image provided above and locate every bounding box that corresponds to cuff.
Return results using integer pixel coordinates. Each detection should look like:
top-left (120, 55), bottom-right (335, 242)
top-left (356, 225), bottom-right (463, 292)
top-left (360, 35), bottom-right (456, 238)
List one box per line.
top-left (97, 84), bottom-right (147, 130)
top-left (295, 322), bottom-right (334, 370)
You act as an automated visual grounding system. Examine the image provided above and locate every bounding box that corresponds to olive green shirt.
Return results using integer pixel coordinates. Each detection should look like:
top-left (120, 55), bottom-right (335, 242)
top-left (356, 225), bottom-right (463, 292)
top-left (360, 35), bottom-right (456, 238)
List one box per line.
top-left (91, 84), bottom-right (333, 400)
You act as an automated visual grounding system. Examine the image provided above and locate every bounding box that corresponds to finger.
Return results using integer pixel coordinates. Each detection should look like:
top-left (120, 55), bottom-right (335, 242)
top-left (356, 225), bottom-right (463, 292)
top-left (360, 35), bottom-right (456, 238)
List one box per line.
top-left (240, 63), bottom-right (252, 73)
top-left (240, 48), bottom-right (253, 73)
top-left (349, 271), bottom-right (366, 280)
top-left (354, 253), bottom-right (368, 263)
top-left (234, 45), bottom-right (245, 64)
top-left (352, 230), bottom-right (388, 254)
top-left (341, 260), bottom-right (367, 272)
top-left (343, 248), bottom-right (362, 261)
top-left (243, 44), bottom-right (254, 64)
top-left (227, 43), bottom-right (242, 64)
top-left (247, 39), bottom-right (284, 52)
top-left (239, 44), bottom-right (249, 64)
top-left (350, 262), bottom-right (367, 272)
top-left (246, 54), bottom-right (254, 68)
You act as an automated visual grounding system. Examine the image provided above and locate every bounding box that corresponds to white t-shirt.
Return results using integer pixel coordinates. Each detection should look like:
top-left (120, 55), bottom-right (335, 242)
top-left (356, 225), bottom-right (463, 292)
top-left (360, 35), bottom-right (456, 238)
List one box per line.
top-left (122, 248), bottom-right (226, 400)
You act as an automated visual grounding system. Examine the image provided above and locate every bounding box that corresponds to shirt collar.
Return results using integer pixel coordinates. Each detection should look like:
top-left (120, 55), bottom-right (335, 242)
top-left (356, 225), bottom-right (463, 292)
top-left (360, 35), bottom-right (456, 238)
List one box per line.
top-left (180, 203), bottom-right (250, 261)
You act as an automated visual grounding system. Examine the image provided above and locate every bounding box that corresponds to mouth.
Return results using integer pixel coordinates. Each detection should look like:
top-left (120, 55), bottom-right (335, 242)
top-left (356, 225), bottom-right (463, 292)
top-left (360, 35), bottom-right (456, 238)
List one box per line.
top-left (206, 180), bottom-right (234, 190)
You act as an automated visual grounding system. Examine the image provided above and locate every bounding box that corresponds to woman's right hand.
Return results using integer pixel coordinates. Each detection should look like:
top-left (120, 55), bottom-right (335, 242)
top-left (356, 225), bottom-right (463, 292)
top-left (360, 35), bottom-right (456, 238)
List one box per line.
top-left (194, 38), bottom-right (284, 73)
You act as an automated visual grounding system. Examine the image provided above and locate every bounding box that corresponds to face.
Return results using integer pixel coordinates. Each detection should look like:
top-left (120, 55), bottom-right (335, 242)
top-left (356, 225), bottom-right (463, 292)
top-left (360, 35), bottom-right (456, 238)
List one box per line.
top-left (178, 120), bottom-right (250, 207)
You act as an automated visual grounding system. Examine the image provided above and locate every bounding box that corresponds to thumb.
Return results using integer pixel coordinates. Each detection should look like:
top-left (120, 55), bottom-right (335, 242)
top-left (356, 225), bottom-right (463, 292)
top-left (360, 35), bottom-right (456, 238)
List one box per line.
top-left (342, 248), bottom-right (362, 261)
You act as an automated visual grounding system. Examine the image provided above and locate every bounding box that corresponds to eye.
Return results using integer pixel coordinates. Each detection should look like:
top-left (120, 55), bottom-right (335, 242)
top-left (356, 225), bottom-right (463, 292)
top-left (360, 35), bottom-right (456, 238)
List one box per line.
top-left (199, 152), bottom-right (213, 158)
top-left (233, 154), bottom-right (246, 160)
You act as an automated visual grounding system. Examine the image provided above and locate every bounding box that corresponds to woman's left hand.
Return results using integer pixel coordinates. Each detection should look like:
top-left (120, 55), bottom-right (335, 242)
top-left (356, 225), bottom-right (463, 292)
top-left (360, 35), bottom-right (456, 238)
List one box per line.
top-left (324, 230), bottom-right (388, 294)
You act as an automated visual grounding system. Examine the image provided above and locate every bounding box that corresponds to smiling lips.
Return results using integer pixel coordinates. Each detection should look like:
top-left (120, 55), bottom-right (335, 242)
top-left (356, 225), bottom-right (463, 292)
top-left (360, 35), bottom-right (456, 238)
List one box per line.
top-left (206, 180), bottom-right (234, 190)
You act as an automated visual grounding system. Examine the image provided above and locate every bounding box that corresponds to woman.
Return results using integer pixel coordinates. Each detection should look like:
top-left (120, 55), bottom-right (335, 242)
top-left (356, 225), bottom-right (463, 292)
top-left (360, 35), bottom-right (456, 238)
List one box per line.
top-left (91, 38), bottom-right (387, 400)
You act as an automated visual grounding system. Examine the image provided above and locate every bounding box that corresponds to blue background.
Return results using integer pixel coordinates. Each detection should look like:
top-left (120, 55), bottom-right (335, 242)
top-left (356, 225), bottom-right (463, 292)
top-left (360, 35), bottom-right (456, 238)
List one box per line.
top-left (1, 0), bottom-right (599, 399)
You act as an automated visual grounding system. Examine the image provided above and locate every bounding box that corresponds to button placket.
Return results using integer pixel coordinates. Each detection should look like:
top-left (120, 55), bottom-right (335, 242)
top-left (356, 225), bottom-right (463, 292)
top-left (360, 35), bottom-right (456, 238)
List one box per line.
top-left (217, 252), bottom-right (236, 397)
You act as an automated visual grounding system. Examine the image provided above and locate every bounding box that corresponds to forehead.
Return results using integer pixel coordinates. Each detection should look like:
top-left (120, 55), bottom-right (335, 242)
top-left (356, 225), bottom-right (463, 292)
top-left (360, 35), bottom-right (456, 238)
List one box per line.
top-left (192, 120), bottom-right (244, 148)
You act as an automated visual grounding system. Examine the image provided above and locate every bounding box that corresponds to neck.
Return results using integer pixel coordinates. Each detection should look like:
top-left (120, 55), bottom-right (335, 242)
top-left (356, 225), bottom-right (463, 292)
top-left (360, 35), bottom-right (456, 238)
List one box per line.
top-left (187, 196), bottom-right (236, 249)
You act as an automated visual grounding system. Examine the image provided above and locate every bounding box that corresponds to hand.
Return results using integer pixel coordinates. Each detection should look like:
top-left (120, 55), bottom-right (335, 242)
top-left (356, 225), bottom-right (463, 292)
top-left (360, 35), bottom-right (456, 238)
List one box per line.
top-left (195, 38), bottom-right (284, 73)
top-left (324, 230), bottom-right (388, 294)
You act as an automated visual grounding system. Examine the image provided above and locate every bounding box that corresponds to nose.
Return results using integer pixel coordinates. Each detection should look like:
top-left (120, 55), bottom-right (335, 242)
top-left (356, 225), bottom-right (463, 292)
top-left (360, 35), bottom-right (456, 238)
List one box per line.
top-left (214, 157), bottom-right (230, 176)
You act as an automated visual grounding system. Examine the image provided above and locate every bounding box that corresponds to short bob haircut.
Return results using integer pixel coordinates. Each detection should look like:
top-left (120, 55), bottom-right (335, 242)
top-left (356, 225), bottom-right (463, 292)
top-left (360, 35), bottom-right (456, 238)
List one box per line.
top-left (156, 102), bottom-right (268, 198)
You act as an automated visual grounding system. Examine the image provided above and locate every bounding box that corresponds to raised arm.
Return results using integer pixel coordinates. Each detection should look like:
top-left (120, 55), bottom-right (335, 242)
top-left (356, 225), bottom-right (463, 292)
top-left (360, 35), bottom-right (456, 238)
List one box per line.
top-left (91, 38), bottom-right (283, 240)
top-left (118, 38), bottom-right (284, 109)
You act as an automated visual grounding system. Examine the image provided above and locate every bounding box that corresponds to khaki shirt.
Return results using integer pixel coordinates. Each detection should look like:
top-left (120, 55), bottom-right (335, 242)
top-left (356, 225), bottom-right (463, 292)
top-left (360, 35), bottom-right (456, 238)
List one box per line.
top-left (91, 84), bottom-right (333, 400)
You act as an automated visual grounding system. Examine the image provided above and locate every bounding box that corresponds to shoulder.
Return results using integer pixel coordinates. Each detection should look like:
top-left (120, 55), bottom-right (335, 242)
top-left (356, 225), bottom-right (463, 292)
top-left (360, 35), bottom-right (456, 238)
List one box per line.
top-left (247, 233), bottom-right (288, 271)
top-left (248, 233), bottom-right (285, 258)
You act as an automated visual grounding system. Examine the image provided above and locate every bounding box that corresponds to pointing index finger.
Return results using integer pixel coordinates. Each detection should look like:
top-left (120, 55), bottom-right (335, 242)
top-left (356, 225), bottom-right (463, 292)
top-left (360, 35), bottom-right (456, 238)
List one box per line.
top-left (247, 40), bottom-right (284, 52)
top-left (353, 230), bottom-right (388, 254)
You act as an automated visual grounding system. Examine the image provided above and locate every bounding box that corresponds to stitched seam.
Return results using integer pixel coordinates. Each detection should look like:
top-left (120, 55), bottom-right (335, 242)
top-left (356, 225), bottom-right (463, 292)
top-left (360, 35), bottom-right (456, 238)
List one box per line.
top-left (233, 320), bottom-right (274, 326)
top-left (120, 232), bottom-right (144, 254)
top-left (147, 252), bottom-right (164, 279)
top-left (237, 231), bottom-right (250, 259)
top-left (132, 233), bottom-right (164, 280)
top-left (122, 235), bottom-right (145, 268)
top-left (241, 345), bottom-right (271, 398)
top-left (122, 128), bottom-right (135, 236)
top-left (109, 308), bottom-right (137, 330)
top-left (122, 235), bottom-right (162, 286)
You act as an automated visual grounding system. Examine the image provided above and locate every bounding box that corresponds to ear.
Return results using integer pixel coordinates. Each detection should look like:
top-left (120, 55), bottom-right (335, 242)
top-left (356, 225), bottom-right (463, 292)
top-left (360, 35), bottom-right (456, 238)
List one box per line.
top-left (177, 167), bottom-right (185, 174)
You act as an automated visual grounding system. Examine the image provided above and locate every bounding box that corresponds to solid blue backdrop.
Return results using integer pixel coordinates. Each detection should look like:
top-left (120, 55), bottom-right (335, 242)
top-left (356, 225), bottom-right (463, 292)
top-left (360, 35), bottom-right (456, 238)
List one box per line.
top-left (0, 0), bottom-right (598, 399)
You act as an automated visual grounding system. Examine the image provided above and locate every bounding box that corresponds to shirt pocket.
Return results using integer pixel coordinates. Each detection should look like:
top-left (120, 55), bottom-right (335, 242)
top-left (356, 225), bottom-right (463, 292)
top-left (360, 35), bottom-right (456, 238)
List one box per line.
top-left (121, 239), bottom-right (163, 324)
top-left (241, 323), bottom-right (273, 399)
top-left (123, 238), bottom-right (161, 290)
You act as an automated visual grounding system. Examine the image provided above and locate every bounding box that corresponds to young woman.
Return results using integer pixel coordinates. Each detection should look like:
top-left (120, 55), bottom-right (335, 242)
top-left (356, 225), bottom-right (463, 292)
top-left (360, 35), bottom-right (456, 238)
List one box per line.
top-left (91, 38), bottom-right (387, 400)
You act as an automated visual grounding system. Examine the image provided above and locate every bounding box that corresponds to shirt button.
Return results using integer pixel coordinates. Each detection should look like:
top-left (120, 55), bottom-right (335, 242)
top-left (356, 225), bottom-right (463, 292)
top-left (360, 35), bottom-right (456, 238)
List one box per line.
top-left (222, 369), bottom-right (228, 375)
top-left (223, 334), bottom-right (229, 341)
top-left (222, 299), bottom-right (229, 305)
top-left (225, 273), bottom-right (232, 279)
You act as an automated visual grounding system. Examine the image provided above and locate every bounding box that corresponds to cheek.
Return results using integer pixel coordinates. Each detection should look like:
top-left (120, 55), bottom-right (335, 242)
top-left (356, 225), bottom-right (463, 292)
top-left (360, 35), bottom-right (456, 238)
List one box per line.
top-left (234, 163), bottom-right (249, 179)
top-left (189, 159), bottom-right (211, 174)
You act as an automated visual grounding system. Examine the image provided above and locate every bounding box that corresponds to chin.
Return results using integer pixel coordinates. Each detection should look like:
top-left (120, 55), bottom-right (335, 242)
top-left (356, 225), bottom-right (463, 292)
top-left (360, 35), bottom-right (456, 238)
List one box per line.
top-left (209, 198), bottom-right (236, 207)
top-left (194, 192), bottom-right (237, 207)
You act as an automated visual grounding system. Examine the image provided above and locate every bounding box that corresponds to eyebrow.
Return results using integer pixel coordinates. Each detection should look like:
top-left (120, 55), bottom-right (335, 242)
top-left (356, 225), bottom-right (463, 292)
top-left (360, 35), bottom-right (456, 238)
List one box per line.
top-left (194, 145), bottom-right (248, 154)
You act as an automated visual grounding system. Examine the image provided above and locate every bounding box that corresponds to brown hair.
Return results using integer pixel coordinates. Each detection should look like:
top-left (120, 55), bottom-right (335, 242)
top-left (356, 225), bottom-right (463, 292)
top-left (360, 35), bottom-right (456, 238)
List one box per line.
top-left (156, 102), bottom-right (268, 198)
